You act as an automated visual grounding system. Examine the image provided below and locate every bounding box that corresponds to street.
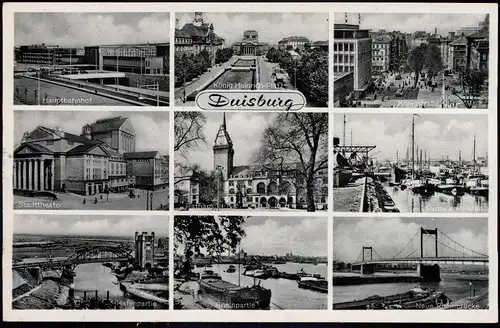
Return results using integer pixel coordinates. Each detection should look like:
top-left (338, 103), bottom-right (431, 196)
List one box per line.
top-left (14, 188), bottom-right (170, 210)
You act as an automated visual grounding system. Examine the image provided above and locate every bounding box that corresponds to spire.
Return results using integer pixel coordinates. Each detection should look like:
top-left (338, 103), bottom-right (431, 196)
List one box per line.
top-left (223, 113), bottom-right (227, 129)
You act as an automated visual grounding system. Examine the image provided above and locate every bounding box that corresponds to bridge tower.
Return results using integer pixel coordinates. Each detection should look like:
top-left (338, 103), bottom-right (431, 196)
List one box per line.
top-left (420, 228), bottom-right (438, 257)
top-left (362, 246), bottom-right (373, 261)
top-left (419, 228), bottom-right (441, 282)
top-left (135, 231), bottom-right (155, 269)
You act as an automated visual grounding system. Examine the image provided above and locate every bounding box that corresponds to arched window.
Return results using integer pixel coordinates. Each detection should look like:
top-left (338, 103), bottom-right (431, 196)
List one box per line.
top-left (246, 188), bottom-right (252, 194)
top-left (229, 188), bottom-right (235, 194)
top-left (230, 197), bottom-right (234, 202)
top-left (257, 182), bottom-right (265, 194)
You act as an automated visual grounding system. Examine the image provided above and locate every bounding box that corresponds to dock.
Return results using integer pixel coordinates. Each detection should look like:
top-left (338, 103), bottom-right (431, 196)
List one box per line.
top-left (333, 178), bottom-right (365, 212)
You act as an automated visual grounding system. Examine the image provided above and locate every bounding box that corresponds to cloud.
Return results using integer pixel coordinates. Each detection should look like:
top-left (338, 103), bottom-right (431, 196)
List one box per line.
top-left (334, 114), bottom-right (488, 162)
top-left (177, 12), bottom-right (328, 45)
top-left (335, 13), bottom-right (486, 34)
top-left (14, 215), bottom-right (169, 237)
top-left (14, 111), bottom-right (170, 154)
top-left (241, 217), bottom-right (327, 257)
top-left (176, 112), bottom-right (273, 171)
top-left (333, 217), bottom-right (488, 263)
top-left (15, 13), bottom-right (170, 46)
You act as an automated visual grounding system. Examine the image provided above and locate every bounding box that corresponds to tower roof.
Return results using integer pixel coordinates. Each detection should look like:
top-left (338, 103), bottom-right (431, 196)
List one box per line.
top-left (214, 113), bottom-right (232, 147)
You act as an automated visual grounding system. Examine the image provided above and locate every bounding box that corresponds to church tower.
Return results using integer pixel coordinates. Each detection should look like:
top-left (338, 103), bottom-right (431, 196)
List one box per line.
top-left (213, 113), bottom-right (234, 180)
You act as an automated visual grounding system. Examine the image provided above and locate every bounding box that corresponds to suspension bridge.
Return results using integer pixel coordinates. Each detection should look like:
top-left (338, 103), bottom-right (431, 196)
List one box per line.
top-left (351, 227), bottom-right (488, 281)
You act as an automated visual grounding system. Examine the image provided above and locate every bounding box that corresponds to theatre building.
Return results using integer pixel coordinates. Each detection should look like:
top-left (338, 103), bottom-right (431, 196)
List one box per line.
top-left (13, 116), bottom-right (168, 196)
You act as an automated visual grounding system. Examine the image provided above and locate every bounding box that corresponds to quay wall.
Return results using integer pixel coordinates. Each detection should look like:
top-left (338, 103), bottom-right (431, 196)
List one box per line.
top-left (332, 274), bottom-right (422, 286)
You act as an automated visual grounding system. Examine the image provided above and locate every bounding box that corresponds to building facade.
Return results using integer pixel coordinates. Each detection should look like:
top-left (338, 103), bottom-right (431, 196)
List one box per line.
top-left (411, 31), bottom-right (428, 49)
top-left (278, 36), bottom-right (311, 50)
top-left (334, 24), bottom-right (372, 94)
top-left (135, 231), bottom-right (155, 269)
top-left (334, 72), bottom-right (354, 106)
top-left (371, 34), bottom-right (391, 73)
top-left (84, 43), bottom-right (169, 75)
top-left (232, 30), bottom-right (269, 56)
top-left (212, 114), bottom-right (327, 210)
top-left (450, 36), bottom-right (468, 71)
top-left (14, 116), bottom-right (168, 196)
top-left (174, 12), bottom-right (225, 57)
top-left (18, 44), bottom-right (83, 66)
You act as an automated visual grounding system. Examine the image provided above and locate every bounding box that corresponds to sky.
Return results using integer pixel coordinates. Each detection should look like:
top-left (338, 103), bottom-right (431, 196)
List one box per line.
top-left (177, 12), bottom-right (328, 45)
top-left (333, 217), bottom-right (488, 263)
top-left (176, 112), bottom-right (275, 171)
top-left (14, 215), bottom-right (169, 237)
top-left (175, 216), bottom-right (328, 257)
top-left (335, 13), bottom-right (486, 34)
top-left (15, 13), bottom-right (170, 47)
top-left (14, 111), bottom-right (170, 154)
top-left (333, 114), bottom-right (488, 162)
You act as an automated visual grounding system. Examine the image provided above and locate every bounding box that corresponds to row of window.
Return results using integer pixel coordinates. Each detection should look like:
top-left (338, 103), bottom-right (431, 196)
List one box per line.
top-left (110, 162), bottom-right (126, 175)
top-left (333, 65), bottom-right (354, 73)
top-left (333, 42), bottom-right (355, 52)
top-left (335, 54), bottom-right (355, 64)
top-left (175, 37), bottom-right (193, 44)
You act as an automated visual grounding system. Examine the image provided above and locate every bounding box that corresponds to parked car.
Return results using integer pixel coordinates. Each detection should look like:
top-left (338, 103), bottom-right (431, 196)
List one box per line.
top-left (128, 190), bottom-right (136, 198)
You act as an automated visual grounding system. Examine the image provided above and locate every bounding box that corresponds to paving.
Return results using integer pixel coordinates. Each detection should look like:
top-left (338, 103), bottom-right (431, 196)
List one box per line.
top-left (333, 179), bottom-right (365, 212)
top-left (14, 188), bottom-right (169, 210)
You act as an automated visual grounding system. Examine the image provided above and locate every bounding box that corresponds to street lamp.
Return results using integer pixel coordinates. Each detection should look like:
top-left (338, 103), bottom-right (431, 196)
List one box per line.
top-left (150, 192), bottom-right (154, 210)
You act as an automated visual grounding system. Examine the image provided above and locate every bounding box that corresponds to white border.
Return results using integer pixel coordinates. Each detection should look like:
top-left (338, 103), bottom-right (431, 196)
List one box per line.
top-left (2, 2), bottom-right (498, 323)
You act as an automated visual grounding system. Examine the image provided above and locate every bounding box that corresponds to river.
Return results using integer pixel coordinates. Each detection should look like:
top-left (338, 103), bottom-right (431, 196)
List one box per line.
top-left (333, 272), bottom-right (489, 306)
top-left (383, 182), bottom-right (488, 213)
top-left (194, 263), bottom-right (327, 310)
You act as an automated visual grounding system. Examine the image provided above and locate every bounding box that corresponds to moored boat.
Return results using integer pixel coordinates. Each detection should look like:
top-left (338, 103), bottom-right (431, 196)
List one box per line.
top-left (199, 270), bottom-right (221, 280)
top-left (297, 280), bottom-right (328, 293)
top-left (226, 265), bottom-right (236, 273)
top-left (198, 278), bottom-right (271, 310)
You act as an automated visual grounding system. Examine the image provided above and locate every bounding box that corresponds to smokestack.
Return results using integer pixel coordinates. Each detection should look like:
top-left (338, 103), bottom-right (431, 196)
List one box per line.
top-left (435, 27), bottom-right (437, 35)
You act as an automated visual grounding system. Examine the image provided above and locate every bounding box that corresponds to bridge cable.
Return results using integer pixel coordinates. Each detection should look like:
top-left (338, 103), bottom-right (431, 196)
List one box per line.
top-left (438, 229), bottom-right (487, 257)
top-left (427, 231), bottom-right (482, 258)
top-left (415, 233), bottom-right (432, 257)
top-left (372, 248), bottom-right (383, 260)
top-left (391, 229), bottom-right (420, 259)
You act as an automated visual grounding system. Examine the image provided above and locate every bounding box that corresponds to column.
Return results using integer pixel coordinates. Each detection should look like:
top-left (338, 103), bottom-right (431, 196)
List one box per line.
top-left (22, 160), bottom-right (27, 190)
top-left (13, 160), bottom-right (17, 189)
top-left (40, 159), bottom-right (45, 191)
top-left (34, 159), bottom-right (38, 191)
top-left (51, 160), bottom-right (55, 191)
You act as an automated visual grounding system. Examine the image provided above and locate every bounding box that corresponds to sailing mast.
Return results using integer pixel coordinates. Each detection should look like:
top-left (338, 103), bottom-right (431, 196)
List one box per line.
top-left (396, 150), bottom-right (399, 166)
top-left (411, 115), bottom-right (415, 179)
top-left (238, 244), bottom-right (241, 286)
top-left (343, 114), bottom-right (346, 147)
top-left (472, 133), bottom-right (477, 172)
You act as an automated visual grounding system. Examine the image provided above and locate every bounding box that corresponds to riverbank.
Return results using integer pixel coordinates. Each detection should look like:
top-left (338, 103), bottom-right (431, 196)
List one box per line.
top-left (365, 178), bottom-right (399, 212)
top-left (445, 291), bottom-right (489, 309)
top-left (333, 274), bottom-right (422, 286)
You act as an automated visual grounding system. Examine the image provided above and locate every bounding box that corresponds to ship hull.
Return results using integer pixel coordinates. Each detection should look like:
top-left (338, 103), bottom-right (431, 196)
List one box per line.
top-left (199, 278), bottom-right (271, 310)
top-left (297, 280), bottom-right (328, 293)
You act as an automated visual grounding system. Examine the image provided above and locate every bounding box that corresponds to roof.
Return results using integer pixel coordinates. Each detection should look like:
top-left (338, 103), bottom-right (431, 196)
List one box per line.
top-left (413, 31), bottom-right (428, 38)
top-left (450, 36), bottom-right (467, 46)
top-left (15, 142), bottom-right (54, 154)
top-left (373, 34), bottom-right (392, 42)
top-left (66, 143), bottom-right (108, 155)
top-left (312, 41), bottom-right (328, 46)
top-left (180, 23), bottom-right (209, 38)
top-left (175, 28), bottom-right (192, 38)
top-left (89, 116), bottom-right (128, 133)
top-left (468, 30), bottom-right (489, 39)
top-left (230, 165), bottom-right (252, 176)
top-left (123, 151), bottom-right (160, 159)
top-left (279, 36), bottom-right (310, 43)
top-left (42, 126), bottom-right (102, 145)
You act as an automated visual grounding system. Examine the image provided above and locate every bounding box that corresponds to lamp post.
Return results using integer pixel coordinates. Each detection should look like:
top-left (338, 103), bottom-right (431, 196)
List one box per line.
top-left (146, 189), bottom-right (149, 210)
top-left (150, 191), bottom-right (154, 210)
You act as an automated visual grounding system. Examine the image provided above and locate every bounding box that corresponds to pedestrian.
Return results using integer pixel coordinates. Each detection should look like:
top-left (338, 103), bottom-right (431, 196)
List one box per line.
top-left (82, 198), bottom-right (86, 204)
top-left (94, 197), bottom-right (98, 204)
top-left (100, 195), bottom-right (103, 200)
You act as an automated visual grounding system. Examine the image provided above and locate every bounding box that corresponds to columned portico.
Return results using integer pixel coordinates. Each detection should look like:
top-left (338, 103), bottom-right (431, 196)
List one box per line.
top-left (13, 157), bottom-right (55, 191)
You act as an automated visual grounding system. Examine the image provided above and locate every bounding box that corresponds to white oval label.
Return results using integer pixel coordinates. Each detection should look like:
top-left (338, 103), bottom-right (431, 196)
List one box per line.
top-left (195, 90), bottom-right (306, 111)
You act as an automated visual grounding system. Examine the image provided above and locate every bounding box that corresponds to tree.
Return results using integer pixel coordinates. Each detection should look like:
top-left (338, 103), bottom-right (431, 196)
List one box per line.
top-left (408, 44), bottom-right (427, 87)
top-left (452, 68), bottom-right (488, 109)
top-left (289, 49), bottom-right (328, 106)
top-left (174, 216), bottom-right (246, 271)
top-left (286, 45), bottom-right (293, 51)
top-left (174, 111), bottom-right (207, 157)
top-left (425, 45), bottom-right (443, 80)
top-left (252, 113), bottom-right (328, 212)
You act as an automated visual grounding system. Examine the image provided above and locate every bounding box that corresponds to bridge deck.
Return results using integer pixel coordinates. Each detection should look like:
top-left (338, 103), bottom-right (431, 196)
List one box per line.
top-left (353, 256), bottom-right (488, 266)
